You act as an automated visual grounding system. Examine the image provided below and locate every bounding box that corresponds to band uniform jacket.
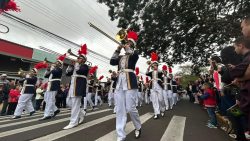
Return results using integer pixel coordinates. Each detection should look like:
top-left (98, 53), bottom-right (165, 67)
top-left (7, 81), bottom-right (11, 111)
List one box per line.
top-left (146, 70), bottom-right (163, 89)
top-left (94, 84), bottom-right (103, 96)
top-left (88, 79), bottom-right (95, 93)
top-left (171, 79), bottom-right (178, 93)
top-left (44, 67), bottom-right (62, 91)
top-left (66, 63), bottom-right (89, 97)
top-left (110, 50), bottom-right (138, 90)
top-left (20, 76), bottom-right (37, 94)
top-left (138, 82), bottom-right (143, 92)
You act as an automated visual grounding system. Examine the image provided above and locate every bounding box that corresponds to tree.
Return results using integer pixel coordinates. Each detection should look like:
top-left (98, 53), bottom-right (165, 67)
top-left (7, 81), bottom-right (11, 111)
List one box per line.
top-left (97, 0), bottom-right (250, 66)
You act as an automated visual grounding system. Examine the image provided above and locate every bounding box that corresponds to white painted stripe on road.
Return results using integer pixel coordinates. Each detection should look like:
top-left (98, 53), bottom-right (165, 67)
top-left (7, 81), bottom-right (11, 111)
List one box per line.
top-left (0, 109), bottom-right (111, 138)
top-left (96, 112), bottom-right (152, 141)
top-left (0, 110), bottom-right (69, 123)
top-left (160, 115), bottom-right (186, 141)
top-left (0, 108), bottom-right (98, 123)
top-left (0, 112), bottom-right (71, 128)
top-left (0, 109), bottom-right (69, 120)
top-left (31, 114), bottom-right (116, 141)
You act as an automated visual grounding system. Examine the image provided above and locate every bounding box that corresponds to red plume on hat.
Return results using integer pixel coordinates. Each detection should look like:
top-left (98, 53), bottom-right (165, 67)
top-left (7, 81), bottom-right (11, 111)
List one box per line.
top-left (33, 61), bottom-right (48, 73)
top-left (127, 31), bottom-right (138, 46)
top-left (151, 52), bottom-right (158, 62)
top-left (0, 0), bottom-right (20, 13)
top-left (98, 75), bottom-right (104, 81)
top-left (57, 53), bottom-right (66, 64)
top-left (162, 65), bottom-right (168, 71)
top-left (168, 67), bottom-right (172, 74)
top-left (135, 67), bottom-right (139, 76)
top-left (146, 77), bottom-right (149, 83)
top-left (89, 66), bottom-right (98, 75)
top-left (78, 44), bottom-right (87, 59)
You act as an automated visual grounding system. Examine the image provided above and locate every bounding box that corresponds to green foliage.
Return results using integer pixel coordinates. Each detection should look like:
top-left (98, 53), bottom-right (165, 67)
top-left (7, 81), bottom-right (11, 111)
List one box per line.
top-left (97, 0), bottom-right (250, 66)
top-left (181, 75), bottom-right (199, 88)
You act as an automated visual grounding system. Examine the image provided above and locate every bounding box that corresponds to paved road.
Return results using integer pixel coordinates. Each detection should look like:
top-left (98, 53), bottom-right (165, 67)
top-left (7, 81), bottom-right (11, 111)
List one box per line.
top-left (0, 98), bottom-right (233, 141)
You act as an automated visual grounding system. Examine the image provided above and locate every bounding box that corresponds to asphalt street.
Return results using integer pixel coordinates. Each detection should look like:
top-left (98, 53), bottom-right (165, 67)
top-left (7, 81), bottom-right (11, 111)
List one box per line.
top-left (0, 97), bottom-right (233, 141)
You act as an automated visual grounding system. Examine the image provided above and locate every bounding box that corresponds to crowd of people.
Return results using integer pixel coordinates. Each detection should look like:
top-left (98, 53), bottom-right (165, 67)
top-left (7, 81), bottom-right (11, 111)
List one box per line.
top-left (185, 15), bottom-right (250, 141)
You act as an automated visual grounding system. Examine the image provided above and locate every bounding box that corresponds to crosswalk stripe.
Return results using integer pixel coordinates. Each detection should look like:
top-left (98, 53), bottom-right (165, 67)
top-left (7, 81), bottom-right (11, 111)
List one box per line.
top-left (0, 108), bottom-right (98, 123)
top-left (31, 114), bottom-right (116, 141)
top-left (0, 109), bottom-right (111, 138)
top-left (0, 112), bottom-right (71, 128)
top-left (160, 115), bottom-right (186, 141)
top-left (0, 109), bottom-right (69, 120)
top-left (96, 112), bottom-right (152, 141)
top-left (0, 110), bottom-right (69, 124)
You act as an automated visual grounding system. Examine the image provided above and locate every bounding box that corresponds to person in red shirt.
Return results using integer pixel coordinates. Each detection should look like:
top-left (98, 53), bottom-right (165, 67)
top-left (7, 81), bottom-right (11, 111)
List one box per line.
top-left (198, 83), bottom-right (217, 128)
top-left (7, 85), bottom-right (21, 115)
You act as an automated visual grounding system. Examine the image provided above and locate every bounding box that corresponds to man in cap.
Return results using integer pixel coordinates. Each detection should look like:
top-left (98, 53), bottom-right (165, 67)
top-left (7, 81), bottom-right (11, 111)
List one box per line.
top-left (110, 30), bottom-right (142, 141)
top-left (12, 62), bottom-right (47, 119)
top-left (0, 74), bottom-right (10, 116)
top-left (39, 54), bottom-right (65, 120)
top-left (63, 44), bottom-right (89, 130)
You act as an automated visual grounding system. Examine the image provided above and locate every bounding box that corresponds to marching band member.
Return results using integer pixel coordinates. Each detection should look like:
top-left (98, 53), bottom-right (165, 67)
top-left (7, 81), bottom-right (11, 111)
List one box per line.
top-left (146, 52), bottom-right (165, 119)
top-left (171, 74), bottom-right (178, 105)
top-left (110, 31), bottom-right (142, 141)
top-left (40, 54), bottom-right (65, 120)
top-left (63, 44), bottom-right (89, 130)
top-left (94, 76), bottom-right (104, 106)
top-left (167, 67), bottom-right (174, 109)
top-left (137, 75), bottom-right (144, 107)
top-left (144, 77), bottom-right (150, 104)
top-left (13, 62), bottom-right (47, 119)
top-left (162, 65), bottom-right (170, 110)
top-left (84, 66), bottom-right (97, 111)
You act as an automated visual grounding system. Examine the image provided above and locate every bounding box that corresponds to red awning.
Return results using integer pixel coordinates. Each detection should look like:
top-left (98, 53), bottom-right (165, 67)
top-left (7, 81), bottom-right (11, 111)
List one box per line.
top-left (0, 39), bottom-right (33, 59)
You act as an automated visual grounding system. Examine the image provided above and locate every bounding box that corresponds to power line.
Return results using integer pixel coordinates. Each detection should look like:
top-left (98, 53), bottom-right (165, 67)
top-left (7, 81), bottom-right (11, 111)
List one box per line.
top-left (18, 0), bottom-right (118, 56)
top-left (2, 12), bottom-right (111, 61)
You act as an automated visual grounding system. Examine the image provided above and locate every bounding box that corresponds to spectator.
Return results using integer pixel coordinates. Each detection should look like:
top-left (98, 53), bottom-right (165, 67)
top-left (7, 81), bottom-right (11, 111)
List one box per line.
top-left (229, 36), bottom-right (250, 140)
top-left (35, 84), bottom-right (44, 111)
top-left (198, 83), bottom-right (217, 128)
top-left (0, 74), bottom-right (10, 116)
top-left (7, 85), bottom-right (20, 115)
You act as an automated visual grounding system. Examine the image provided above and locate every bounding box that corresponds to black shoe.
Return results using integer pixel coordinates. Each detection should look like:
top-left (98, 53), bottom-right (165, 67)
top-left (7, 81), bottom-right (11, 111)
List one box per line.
top-left (39, 116), bottom-right (52, 121)
top-left (30, 111), bottom-right (35, 116)
top-left (53, 110), bottom-right (60, 117)
top-left (135, 129), bottom-right (141, 139)
top-left (12, 116), bottom-right (21, 119)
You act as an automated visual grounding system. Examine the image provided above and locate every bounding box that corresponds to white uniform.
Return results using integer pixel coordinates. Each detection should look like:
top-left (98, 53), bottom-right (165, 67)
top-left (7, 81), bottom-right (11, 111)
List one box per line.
top-left (150, 71), bottom-right (165, 116)
top-left (66, 63), bottom-right (86, 127)
top-left (115, 56), bottom-right (141, 141)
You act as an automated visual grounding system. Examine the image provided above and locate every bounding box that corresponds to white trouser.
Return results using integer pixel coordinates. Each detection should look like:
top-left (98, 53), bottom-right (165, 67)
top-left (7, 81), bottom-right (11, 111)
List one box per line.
top-left (94, 94), bottom-right (103, 106)
top-left (67, 97), bottom-right (84, 126)
top-left (108, 92), bottom-right (114, 106)
top-left (14, 94), bottom-right (34, 116)
top-left (113, 92), bottom-right (117, 113)
top-left (173, 93), bottom-right (178, 105)
top-left (83, 93), bottom-right (94, 110)
top-left (150, 89), bottom-right (165, 115)
top-left (144, 92), bottom-right (150, 104)
top-left (163, 90), bottom-right (169, 110)
top-left (44, 91), bottom-right (58, 117)
top-left (167, 90), bottom-right (174, 109)
top-left (115, 88), bottom-right (141, 141)
top-left (136, 92), bottom-right (143, 106)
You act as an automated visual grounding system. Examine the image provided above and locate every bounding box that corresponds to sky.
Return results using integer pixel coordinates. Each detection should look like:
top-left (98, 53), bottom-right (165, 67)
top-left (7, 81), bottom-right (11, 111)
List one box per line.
top-left (0, 0), bottom-right (179, 81)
